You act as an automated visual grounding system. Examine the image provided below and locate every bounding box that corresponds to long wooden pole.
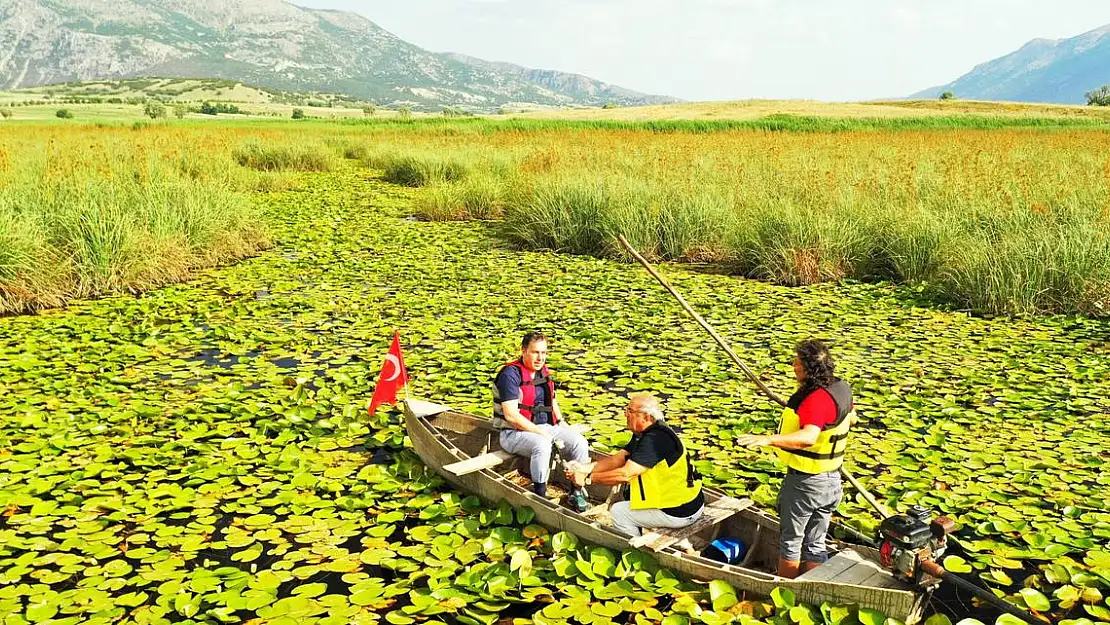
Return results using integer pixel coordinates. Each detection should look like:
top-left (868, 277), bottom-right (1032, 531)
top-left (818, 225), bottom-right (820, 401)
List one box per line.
top-left (615, 235), bottom-right (893, 521)
top-left (615, 236), bottom-right (787, 408)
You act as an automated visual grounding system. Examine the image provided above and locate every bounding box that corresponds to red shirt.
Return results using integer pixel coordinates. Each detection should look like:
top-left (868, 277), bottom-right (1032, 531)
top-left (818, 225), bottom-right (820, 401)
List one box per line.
top-left (796, 388), bottom-right (840, 429)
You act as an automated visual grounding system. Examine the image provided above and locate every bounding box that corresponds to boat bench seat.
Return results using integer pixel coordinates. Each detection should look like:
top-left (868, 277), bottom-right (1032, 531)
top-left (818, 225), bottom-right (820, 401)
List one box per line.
top-left (443, 451), bottom-right (514, 476)
top-left (629, 497), bottom-right (753, 552)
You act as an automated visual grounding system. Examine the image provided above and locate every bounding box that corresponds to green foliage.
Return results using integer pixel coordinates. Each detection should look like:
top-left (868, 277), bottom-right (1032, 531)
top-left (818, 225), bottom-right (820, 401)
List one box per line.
top-left (0, 108), bottom-right (12, 119)
top-left (415, 175), bottom-right (509, 221)
top-left (1085, 85), bottom-right (1110, 106)
top-left (172, 102), bottom-right (187, 119)
top-left (143, 100), bottom-right (166, 119)
top-left (940, 91), bottom-right (956, 100)
top-left (397, 104), bottom-right (413, 120)
top-left (367, 152), bottom-right (471, 187)
top-left (360, 130), bottom-right (1110, 316)
top-left (336, 114), bottom-right (1109, 134)
top-left (291, 107), bottom-right (306, 120)
top-left (2, 123), bottom-right (1110, 625)
top-left (198, 101), bottom-right (244, 115)
top-left (55, 108), bottom-right (74, 119)
top-left (363, 104), bottom-right (377, 116)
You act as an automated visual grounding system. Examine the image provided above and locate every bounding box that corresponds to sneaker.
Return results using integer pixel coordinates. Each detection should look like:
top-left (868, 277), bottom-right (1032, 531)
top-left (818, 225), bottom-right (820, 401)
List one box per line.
top-left (569, 487), bottom-right (589, 513)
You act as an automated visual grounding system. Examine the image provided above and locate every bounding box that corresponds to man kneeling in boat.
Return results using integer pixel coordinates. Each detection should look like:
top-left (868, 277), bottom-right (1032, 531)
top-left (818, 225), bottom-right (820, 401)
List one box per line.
top-left (492, 331), bottom-right (591, 513)
top-left (583, 394), bottom-right (704, 537)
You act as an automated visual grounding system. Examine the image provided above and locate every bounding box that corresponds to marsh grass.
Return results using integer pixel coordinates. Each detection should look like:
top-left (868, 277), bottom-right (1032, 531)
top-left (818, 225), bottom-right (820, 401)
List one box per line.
top-left (233, 141), bottom-right (334, 172)
top-left (414, 174), bottom-right (511, 221)
top-left (366, 128), bottom-right (1110, 316)
top-left (0, 134), bottom-right (269, 314)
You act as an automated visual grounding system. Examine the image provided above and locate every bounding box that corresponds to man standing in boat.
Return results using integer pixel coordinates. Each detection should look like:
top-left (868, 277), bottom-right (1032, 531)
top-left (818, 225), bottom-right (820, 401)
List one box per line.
top-left (492, 331), bottom-right (591, 513)
top-left (736, 339), bottom-right (853, 579)
top-left (585, 394), bottom-right (704, 537)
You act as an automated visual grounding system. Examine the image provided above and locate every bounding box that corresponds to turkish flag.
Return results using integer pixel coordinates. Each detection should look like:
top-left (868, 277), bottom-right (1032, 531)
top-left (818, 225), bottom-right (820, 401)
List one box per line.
top-left (368, 332), bottom-right (408, 417)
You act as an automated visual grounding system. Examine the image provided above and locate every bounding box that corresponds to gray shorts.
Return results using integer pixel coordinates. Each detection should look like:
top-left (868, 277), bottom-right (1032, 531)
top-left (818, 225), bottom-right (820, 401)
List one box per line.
top-left (778, 469), bottom-right (843, 563)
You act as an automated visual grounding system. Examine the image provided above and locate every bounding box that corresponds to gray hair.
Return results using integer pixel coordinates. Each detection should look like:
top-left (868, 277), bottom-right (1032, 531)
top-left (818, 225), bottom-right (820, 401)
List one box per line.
top-left (630, 393), bottom-right (665, 422)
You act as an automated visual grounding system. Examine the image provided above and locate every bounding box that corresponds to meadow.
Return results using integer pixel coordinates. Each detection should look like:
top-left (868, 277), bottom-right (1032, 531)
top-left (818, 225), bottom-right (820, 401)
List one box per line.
top-left (0, 115), bottom-right (1108, 625)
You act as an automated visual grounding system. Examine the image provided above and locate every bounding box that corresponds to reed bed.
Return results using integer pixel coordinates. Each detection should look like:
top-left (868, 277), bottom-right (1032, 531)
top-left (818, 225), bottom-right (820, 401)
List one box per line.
top-left (0, 126), bottom-right (274, 313)
top-left (355, 125), bottom-right (1110, 316)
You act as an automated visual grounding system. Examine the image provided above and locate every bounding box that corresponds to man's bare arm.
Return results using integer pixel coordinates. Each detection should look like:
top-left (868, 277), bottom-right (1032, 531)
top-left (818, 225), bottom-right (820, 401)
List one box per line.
top-left (589, 450), bottom-right (628, 474)
top-left (592, 459), bottom-right (649, 485)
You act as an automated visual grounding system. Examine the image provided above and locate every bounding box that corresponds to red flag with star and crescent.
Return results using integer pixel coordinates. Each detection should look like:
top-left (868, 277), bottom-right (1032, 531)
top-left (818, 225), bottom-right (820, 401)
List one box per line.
top-left (368, 332), bottom-right (408, 417)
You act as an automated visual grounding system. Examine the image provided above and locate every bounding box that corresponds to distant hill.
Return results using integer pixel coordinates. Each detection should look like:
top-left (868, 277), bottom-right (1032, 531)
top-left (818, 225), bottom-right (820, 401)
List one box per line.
top-left (912, 24), bottom-right (1110, 104)
top-left (2, 77), bottom-right (358, 106)
top-left (0, 0), bottom-right (678, 112)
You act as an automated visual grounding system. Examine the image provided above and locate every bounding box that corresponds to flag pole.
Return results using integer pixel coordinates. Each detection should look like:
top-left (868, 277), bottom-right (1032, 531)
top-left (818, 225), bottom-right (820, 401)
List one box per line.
top-left (399, 330), bottom-right (411, 403)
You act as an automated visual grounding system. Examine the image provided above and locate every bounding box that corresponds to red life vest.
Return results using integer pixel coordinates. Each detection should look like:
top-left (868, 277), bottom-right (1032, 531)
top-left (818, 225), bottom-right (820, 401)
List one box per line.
top-left (491, 360), bottom-right (557, 427)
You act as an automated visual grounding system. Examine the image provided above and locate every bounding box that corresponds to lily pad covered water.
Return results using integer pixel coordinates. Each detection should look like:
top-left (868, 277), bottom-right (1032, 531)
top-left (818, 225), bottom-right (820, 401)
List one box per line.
top-left (1, 168), bottom-right (1109, 625)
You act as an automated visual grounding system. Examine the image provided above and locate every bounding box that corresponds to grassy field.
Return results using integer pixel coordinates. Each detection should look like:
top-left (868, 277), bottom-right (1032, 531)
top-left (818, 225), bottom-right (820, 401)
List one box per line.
top-left (0, 78), bottom-right (411, 122)
top-left (517, 98), bottom-right (1110, 121)
top-left (0, 102), bottom-right (410, 122)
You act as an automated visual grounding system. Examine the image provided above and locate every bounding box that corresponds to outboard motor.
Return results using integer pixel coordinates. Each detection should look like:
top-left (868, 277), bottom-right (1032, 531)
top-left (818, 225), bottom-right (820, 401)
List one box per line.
top-left (877, 505), bottom-right (956, 587)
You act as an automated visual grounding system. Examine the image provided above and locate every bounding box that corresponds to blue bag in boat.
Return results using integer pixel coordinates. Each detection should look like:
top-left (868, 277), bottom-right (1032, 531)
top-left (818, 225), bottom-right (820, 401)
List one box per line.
top-left (703, 537), bottom-right (747, 565)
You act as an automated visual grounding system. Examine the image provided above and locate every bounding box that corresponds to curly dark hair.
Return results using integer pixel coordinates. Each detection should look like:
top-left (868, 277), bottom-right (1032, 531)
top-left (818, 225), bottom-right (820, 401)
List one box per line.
top-left (796, 339), bottom-right (837, 391)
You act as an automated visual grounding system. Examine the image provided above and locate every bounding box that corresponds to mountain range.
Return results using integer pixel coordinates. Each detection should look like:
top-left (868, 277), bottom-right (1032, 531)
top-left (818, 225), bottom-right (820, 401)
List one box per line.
top-left (912, 24), bottom-right (1110, 104)
top-left (0, 0), bottom-right (676, 111)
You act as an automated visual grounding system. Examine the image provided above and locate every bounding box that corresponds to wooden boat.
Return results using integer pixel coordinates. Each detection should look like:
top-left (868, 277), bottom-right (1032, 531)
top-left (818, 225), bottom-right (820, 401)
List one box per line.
top-left (404, 399), bottom-right (928, 623)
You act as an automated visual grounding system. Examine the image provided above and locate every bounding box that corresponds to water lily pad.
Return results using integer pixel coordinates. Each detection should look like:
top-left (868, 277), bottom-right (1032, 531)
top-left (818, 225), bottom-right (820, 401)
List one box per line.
top-left (941, 555), bottom-right (971, 574)
top-left (1018, 588), bottom-right (1051, 612)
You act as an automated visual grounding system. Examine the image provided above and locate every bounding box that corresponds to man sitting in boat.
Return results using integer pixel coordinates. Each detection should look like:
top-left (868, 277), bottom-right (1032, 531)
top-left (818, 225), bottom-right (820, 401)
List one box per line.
top-left (583, 394), bottom-right (704, 537)
top-left (492, 331), bottom-right (591, 513)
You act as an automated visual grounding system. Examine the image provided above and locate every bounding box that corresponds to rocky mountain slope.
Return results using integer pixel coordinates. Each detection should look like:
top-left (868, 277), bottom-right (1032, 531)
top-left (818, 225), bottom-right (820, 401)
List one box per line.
top-left (0, 0), bottom-right (676, 111)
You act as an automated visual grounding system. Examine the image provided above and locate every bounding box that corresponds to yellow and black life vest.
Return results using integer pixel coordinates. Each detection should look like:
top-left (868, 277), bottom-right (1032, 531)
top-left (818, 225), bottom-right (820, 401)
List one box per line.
top-left (630, 424), bottom-right (702, 511)
top-left (775, 380), bottom-right (854, 475)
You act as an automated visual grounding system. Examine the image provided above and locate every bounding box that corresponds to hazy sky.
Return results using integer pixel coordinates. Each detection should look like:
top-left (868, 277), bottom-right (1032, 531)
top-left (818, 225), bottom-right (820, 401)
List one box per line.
top-left (292, 0), bottom-right (1110, 101)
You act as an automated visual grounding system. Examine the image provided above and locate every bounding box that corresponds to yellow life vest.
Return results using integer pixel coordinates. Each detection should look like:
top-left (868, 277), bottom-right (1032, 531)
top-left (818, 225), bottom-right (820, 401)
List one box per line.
top-left (775, 380), bottom-right (854, 475)
top-left (629, 424), bottom-right (702, 511)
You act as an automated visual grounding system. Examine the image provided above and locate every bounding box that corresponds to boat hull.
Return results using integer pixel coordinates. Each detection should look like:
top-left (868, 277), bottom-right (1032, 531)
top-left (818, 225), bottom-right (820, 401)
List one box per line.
top-left (404, 401), bottom-right (926, 622)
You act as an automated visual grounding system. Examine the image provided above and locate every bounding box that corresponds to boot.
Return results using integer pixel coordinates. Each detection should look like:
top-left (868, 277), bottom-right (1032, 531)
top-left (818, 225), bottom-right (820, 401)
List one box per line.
top-left (777, 558), bottom-right (801, 579)
top-left (568, 487), bottom-right (589, 513)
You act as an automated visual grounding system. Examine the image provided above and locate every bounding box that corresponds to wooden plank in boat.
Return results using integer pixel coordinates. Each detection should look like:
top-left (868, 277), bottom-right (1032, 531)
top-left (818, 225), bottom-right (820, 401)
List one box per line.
top-left (796, 550), bottom-right (865, 582)
top-left (858, 566), bottom-right (901, 589)
top-left (443, 451), bottom-right (514, 476)
top-left (830, 557), bottom-right (889, 586)
top-left (631, 497), bottom-right (753, 552)
top-left (405, 399), bottom-right (453, 418)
